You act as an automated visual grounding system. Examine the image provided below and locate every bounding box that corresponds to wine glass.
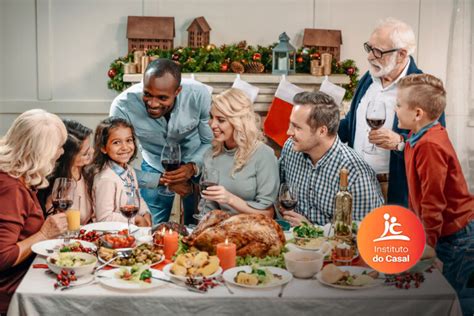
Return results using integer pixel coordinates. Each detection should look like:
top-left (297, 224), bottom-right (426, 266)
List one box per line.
top-left (193, 166), bottom-right (219, 221)
top-left (364, 101), bottom-right (386, 154)
top-left (51, 178), bottom-right (76, 240)
top-left (51, 178), bottom-right (76, 213)
top-left (119, 188), bottom-right (140, 235)
top-left (161, 143), bottom-right (181, 194)
top-left (278, 183), bottom-right (298, 215)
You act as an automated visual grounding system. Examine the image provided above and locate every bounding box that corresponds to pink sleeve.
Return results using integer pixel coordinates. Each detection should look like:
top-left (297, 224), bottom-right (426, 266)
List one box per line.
top-left (93, 177), bottom-right (127, 223)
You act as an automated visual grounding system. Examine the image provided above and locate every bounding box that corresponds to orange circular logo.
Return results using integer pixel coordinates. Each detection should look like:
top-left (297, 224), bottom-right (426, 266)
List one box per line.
top-left (357, 205), bottom-right (425, 274)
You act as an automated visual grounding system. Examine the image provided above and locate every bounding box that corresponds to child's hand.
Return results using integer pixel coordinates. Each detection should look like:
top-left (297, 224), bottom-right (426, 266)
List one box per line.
top-left (134, 215), bottom-right (149, 227)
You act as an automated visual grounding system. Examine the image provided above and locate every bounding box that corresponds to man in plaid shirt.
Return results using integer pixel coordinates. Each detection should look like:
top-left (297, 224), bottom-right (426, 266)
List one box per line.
top-left (279, 91), bottom-right (384, 226)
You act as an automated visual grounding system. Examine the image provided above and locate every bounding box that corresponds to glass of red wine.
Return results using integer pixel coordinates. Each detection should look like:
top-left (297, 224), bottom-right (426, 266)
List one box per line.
top-left (51, 178), bottom-right (76, 213)
top-left (161, 143), bottom-right (181, 194)
top-left (365, 101), bottom-right (386, 154)
top-left (278, 183), bottom-right (298, 215)
top-left (119, 188), bottom-right (140, 235)
top-left (193, 166), bottom-right (219, 221)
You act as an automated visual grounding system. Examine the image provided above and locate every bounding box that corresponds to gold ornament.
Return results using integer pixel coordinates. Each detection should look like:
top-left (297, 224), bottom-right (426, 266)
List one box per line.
top-left (206, 44), bottom-right (216, 51)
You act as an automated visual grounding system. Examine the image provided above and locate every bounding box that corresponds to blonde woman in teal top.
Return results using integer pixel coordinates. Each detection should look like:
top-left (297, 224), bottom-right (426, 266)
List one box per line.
top-left (201, 88), bottom-right (279, 217)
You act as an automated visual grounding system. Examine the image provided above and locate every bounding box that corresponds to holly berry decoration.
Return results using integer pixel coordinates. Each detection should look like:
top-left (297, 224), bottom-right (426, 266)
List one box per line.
top-left (296, 56), bottom-right (304, 63)
top-left (346, 67), bottom-right (355, 75)
top-left (220, 63), bottom-right (229, 72)
top-left (252, 53), bottom-right (262, 61)
top-left (310, 52), bottom-right (321, 60)
top-left (54, 269), bottom-right (77, 289)
top-left (107, 68), bottom-right (117, 79)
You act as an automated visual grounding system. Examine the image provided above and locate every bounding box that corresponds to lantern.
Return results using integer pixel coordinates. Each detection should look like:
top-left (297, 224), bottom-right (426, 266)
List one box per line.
top-left (272, 32), bottom-right (296, 75)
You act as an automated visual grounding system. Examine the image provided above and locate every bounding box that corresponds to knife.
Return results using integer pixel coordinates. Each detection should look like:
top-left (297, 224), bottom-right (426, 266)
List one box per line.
top-left (151, 276), bottom-right (206, 294)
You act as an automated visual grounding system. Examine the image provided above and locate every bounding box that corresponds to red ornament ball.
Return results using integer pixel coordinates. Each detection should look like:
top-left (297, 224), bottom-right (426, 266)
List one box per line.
top-left (107, 68), bottom-right (117, 79)
top-left (311, 52), bottom-right (321, 60)
top-left (296, 56), bottom-right (304, 63)
top-left (346, 67), bottom-right (355, 75)
top-left (220, 63), bottom-right (229, 72)
top-left (252, 53), bottom-right (262, 61)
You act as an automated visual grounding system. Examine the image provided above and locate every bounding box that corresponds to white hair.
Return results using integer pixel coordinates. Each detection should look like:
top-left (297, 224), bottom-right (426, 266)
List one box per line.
top-left (0, 109), bottom-right (67, 188)
top-left (375, 17), bottom-right (417, 55)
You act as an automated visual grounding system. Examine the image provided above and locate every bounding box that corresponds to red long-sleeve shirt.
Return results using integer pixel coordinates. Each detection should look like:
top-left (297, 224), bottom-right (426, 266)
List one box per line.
top-left (0, 172), bottom-right (44, 313)
top-left (404, 124), bottom-right (474, 247)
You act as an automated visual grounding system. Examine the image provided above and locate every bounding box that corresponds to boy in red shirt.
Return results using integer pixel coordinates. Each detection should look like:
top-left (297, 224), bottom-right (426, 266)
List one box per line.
top-left (395, 73), bottom-right (473, 316)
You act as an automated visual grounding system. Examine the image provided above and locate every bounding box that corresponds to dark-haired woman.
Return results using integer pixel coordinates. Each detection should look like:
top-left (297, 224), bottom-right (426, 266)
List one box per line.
top-left (38, 119), bottom-right (94, 224)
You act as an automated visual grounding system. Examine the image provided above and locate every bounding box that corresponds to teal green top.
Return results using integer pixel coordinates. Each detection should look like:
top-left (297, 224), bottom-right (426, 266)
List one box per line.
top-left (203, 143), bottom-right (279, 214)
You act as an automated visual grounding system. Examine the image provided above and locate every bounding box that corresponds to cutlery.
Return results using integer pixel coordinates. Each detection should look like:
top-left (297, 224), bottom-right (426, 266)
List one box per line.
top-left (278, 282), bottom-right (289, 298)
top-left (221, 280), bottom-right (234, 295)
top-left (94, 249), bottom-right (133, 273)
top-left (60, 280), bottom-right (98, 291)
top-left (150, 276), bottom-right (206, 294)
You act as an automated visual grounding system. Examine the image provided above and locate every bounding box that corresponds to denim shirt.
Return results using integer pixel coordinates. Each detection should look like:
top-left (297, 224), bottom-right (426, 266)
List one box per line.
top-left (407, 120), bottom-right (439, 147)
top-left (110, 81), bottom-right (213, 187)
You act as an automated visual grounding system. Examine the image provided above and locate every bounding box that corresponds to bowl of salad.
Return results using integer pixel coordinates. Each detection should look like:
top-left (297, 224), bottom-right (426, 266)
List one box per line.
top-left (47, 252), bottom-right (97, 277)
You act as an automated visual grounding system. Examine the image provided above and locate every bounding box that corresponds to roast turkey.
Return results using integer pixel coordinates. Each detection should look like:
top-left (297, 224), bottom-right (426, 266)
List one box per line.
top-left (183, 210), bottom-right (285, 258)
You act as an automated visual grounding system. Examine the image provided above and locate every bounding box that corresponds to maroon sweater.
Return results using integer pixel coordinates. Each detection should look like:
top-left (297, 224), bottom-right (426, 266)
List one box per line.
top-left (0, 172), bottom-right (44, 313)
top-left (404, 124), bottom-right (474, 247)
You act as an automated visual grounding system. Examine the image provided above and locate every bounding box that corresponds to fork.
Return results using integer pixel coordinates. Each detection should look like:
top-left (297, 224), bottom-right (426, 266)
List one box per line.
top-left (60, 279), bottom-right (98, 291)
top-left (94, 249), bottom-right (133, 273)
top-left (278, 283), bottom-right (289, 298)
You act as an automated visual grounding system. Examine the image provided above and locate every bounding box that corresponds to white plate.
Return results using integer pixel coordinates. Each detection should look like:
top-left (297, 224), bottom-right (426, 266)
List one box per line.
top-left (96, 268), bottom-right (166, 291)
top-left (98, 252), bottom-right (164, 269)
top-left (81, 222), bottom-right (138, 233)
top-left (223, 266), bottom-right (292, 289)
top-left (316, 266), bottom-right (382, 290)
top-left (32, 239), bottom-right (97, 257)
top-left (162, 263), bottom-right (222, 281)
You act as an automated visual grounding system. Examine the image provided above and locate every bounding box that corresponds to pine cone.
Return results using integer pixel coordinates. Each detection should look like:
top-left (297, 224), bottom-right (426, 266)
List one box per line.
top-left (245, 62), bottom-right (265, 73)
top-left (230, 61), bottom-right (245, 74)
top-left (236, 40), bottom-right (247, 49)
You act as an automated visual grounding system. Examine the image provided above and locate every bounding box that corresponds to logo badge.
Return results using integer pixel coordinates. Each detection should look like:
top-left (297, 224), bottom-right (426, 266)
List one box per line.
top-left (357, 206), bottom-right (425, 274)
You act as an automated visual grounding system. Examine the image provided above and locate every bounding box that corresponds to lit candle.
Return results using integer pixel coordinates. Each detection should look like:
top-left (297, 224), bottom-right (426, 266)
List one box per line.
top-left (216, 238), bottom-right (236, 271)
top-left (163, 229), bottom-right (179, 260)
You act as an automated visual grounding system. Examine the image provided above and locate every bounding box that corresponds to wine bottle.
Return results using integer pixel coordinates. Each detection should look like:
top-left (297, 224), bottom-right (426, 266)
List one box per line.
top-left (333, 168), bottom-right (353, 238)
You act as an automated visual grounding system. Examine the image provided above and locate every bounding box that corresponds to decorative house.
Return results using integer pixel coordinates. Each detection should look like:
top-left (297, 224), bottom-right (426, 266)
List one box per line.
top-left (186, 16), bottom-right (211, 48)
top-left (127, 16), bottom-right (175, 52)
top-left (303, 28), bottom-right (343, 61)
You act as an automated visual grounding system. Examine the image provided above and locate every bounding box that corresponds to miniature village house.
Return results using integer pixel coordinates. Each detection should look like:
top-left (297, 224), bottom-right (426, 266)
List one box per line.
top-left (187, 17), bottom-right (211, 48)
top-left (303, 28), bottom-right (343, 61)
top-left (127, 16), bottom-right (175, 52)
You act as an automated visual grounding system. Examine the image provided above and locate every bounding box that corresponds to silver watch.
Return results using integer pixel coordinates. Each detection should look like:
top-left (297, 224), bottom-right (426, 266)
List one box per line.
top-left (396, 141), bottom-right (405, 152)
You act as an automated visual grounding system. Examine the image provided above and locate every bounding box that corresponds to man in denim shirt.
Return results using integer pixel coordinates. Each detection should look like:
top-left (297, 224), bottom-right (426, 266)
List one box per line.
top-left (110, 59), bottom-right (212, 224)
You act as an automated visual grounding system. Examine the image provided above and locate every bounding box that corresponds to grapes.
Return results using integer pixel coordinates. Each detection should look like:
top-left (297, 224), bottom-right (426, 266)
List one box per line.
top-left (385, 272), bottom-right (425, 289)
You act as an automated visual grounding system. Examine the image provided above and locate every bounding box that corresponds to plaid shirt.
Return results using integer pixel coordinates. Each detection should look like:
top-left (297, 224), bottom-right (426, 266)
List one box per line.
top-left (279, 137), bottom-right (383, 225)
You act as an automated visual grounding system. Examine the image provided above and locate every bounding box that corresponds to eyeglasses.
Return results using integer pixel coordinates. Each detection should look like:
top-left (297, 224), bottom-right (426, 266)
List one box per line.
top-left (364, 42), bottom-right (401, 59)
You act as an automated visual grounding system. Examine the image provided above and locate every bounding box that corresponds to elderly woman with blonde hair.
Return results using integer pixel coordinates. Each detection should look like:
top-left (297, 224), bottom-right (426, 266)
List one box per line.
top-left (0, 109), bottom-right (69, 313)
top-left (200, 88), bottom-right (279, 217)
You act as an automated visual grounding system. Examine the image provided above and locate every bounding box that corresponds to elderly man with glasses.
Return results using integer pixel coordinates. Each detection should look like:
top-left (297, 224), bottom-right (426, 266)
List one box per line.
top-left (338, 17), bottom-right (445, 207)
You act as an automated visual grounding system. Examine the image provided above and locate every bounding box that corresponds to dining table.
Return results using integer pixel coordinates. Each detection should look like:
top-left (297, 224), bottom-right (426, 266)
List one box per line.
top-left (7, 257), bottom-right (462, 316)
top-left (7, 226), bottom-right (463, 316)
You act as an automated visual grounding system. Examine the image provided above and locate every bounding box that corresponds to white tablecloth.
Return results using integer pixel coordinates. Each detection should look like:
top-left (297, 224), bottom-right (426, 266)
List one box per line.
top-left (7, 256), bottom-right (462, 316)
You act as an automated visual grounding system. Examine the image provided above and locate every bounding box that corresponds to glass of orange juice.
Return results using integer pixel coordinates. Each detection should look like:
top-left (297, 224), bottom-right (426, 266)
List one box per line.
top-left (66, 196), bottom-right (81, 238)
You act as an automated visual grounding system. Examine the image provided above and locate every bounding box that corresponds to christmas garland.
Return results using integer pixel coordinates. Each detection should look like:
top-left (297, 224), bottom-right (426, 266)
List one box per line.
top-left (107, 42), bottom-right (359, 100)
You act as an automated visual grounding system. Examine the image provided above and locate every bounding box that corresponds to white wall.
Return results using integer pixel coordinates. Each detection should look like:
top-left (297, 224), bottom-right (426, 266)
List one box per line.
top-left (0, 0), bottom-right (454, 135)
